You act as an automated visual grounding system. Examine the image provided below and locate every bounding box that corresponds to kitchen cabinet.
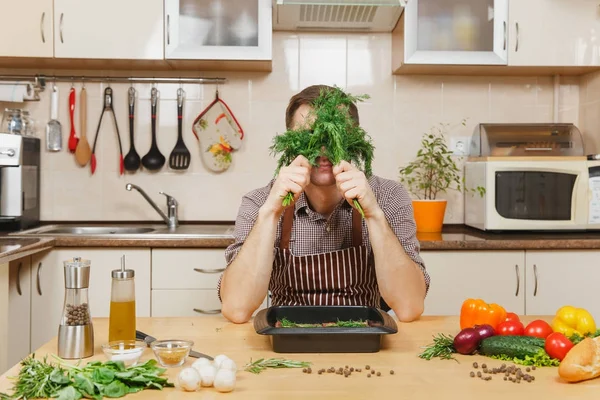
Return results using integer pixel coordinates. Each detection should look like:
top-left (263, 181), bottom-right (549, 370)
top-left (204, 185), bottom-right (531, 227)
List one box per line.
top-left (524, 250), bottom-right (600, 317)
top-left (164, 0), bottom-right (272, 62)
top-left (0, 1), bottom-right (54, 58)
top-left (151, 249), bottom-right (268, 317)
top-left (31, 248), bottom-right (151, 351)
top-left (507, 0), bottom-right (600, 66)
top-left (53, 0), bottom-right (163, 60)
top-left (420, 251), bottom-right (525, 316)
top-left (401, 0), bottom-right (509, 65)
top-left (0, 257), bottom-right (32, 375)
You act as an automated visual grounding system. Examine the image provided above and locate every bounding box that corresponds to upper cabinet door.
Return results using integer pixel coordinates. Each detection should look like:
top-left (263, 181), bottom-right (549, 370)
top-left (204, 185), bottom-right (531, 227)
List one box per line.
top-left (165, 0), bottom-right (272, 60)
top-left (0, 0), bottom-right (53, 57)
top-left (53, 0), bottom-right (164, 60)
top-left (404, 0), bottom-right (508, 65)
top-left (508, 0), bottom-right (600, 66)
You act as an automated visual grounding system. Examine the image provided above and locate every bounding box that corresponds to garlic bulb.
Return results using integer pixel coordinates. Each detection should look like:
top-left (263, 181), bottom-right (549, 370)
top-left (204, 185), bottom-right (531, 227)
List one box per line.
top-left (214, 368), bottom-right (236, 393)
top-left (176, 368), bottom-right (201, 392)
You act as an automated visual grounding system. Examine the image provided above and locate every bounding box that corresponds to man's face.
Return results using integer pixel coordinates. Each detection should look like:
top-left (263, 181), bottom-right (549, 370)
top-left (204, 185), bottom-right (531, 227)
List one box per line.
top-left (290, 104), bottom-right (335, 187)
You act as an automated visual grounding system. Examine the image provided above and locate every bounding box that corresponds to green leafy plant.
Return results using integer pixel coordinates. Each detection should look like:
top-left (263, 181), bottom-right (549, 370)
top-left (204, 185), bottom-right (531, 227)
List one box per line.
top-left (243, 358), bottom-right (312, 374)
top-left (398, 119), bottom-right (485, 200)
top-left (0, 354), bottom-right (172, 400)
top-left (269, 86), bottom-right (375, 217)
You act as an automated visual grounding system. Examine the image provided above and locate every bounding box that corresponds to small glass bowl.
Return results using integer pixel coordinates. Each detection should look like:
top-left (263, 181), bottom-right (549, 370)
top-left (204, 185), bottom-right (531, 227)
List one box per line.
top-left (150, 339), bottom-right (193, 367)
top-left (101, 340), bottom-right (146, 367)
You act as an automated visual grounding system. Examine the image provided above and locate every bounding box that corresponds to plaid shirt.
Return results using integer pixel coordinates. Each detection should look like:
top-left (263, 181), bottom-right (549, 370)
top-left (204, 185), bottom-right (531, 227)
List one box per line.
top-left (222, 175), bottom-right (431, 295)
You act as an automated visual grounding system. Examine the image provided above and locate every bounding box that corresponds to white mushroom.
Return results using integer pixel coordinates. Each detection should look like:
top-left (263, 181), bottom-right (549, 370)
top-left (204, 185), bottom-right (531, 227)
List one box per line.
top-left (198, 364), bottom-right (217, 387)
top-left (213, 354), bottom-right (229, 369)
top-left (191, 357), bottom-right (212, 373)
top-left (214, 368), bottom-right (236, 393)
top-left (219, 358), bottom-right (237, 373)
top-left (176, 367), bottom-right (201, 392)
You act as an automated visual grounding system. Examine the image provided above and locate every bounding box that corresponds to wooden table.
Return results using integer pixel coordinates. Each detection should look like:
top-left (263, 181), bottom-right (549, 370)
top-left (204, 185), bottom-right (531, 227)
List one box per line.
top-left (1, 315), bottom-right (599, 399)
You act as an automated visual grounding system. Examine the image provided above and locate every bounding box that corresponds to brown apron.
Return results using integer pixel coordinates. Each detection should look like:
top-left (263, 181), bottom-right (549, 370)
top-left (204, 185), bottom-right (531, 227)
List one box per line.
top-left (269, 206), bottom-right (380, 307)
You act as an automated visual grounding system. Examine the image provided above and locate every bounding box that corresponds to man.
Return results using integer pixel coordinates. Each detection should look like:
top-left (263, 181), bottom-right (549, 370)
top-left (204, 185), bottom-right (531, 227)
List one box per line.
top-left (218, 84), bottom-right (430, 324)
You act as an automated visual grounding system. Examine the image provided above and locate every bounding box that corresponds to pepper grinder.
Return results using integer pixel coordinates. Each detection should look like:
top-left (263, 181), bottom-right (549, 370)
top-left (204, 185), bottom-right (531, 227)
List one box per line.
top-left (58, 257), bottom-right (94, 359)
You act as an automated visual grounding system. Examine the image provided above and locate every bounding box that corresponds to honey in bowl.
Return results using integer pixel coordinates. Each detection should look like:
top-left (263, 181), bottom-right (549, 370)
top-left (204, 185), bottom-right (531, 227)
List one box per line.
top-left (150, 340), bottom-right (193, 367)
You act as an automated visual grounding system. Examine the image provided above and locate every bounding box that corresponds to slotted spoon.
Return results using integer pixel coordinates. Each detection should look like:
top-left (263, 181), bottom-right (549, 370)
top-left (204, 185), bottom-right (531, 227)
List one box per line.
top-left (168, 88), bottom-right (191, 170)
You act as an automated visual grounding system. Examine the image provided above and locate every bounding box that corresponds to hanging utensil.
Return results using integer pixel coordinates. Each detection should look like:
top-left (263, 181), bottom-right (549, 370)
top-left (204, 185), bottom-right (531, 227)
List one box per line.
top-left (45, 84), bottom-right (62, 152)
top-left (90, 86), bottom-right (124, 175)
top-left (168, 88), bottom-right (191, 170)
top-left (75, 85), bottom-right (91, 166)
top-left (123, 87), bottom-right (141, 171)
top-left (67, 85), bottom-right (78, 153)
top-left (141, 87), bottom-right (165, 171)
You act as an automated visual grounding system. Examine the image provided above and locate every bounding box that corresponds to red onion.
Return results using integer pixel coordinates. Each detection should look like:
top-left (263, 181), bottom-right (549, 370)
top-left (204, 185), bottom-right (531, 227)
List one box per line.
top-left (473, 324), bottom-right (495, 341)
top-left (453, 328), bottom-right (481, 355)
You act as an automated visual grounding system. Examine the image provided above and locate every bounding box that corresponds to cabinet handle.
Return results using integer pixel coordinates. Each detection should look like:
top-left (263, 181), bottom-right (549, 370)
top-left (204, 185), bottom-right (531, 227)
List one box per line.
top-left (59, 13), bottom-right (64, 44)
top-left (167, 15), bottom-right (170, 45)
top-left (16, 262), bottom-right (22, 296)
top-left (533, 264), bottom-right (538, 296)
top-left (503, 21), bottom-right (506, 50)
top-left (0, 149), bottom-right (15, 157)
top-left (36, 262), bottom-right (42, 295)
top-left (515, 22), bottom-right (519, 52)
top-left (514, 264), bottom-right (520, 296)
top-left (193, 308), bottom-right (221, 315)
top-left (40, 12), bottom-right (46, 43)
top-left (193, 268), bottom-right (225, 274)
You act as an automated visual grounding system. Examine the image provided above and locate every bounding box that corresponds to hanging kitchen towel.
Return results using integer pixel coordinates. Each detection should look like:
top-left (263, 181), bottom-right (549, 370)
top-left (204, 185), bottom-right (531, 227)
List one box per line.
top-left (192, 91), bottom-right (244, 172)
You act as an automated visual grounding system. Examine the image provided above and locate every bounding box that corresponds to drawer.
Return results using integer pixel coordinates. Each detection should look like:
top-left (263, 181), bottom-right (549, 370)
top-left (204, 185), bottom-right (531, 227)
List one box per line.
top-left (151, 289), bottom-right (269, 317)
top-left (152, 249), bottom-right (226, 289)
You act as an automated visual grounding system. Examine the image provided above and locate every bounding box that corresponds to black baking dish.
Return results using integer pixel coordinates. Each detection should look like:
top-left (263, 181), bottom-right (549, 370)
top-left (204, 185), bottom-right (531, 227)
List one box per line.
top-left (253, 306), bottom-right (398, 353)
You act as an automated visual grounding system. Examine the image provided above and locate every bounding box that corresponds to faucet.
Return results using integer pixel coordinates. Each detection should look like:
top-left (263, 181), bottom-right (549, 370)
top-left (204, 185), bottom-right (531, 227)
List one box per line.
top-left (126, 183), bottom-right (179, 229)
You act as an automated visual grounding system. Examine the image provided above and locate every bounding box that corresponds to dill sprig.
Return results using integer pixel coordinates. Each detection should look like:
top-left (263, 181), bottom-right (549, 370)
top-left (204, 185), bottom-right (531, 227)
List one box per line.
top-left (243, 358), bottom-right (312, 374)
top-left (418, 333), bottom-right (458, 362)
top-left (270, 86), bottom-right (375, 215)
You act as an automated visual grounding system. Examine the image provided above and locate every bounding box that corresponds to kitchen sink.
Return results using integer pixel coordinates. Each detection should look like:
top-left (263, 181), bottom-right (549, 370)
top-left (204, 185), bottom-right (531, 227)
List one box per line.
top-left (42, 227), bottom-right (156, 235)
top-left (14, 224), bottom-right (235, 239)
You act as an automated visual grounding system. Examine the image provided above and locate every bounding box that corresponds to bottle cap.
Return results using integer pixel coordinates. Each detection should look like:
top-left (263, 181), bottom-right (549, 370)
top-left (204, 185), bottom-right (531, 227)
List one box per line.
top-left (112, 255), bottom-right (135, 279)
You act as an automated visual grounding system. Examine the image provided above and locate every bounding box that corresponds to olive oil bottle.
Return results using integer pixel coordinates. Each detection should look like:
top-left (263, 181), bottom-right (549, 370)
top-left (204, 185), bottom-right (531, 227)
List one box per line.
top-left (109, 256), bottom-right (136, 342)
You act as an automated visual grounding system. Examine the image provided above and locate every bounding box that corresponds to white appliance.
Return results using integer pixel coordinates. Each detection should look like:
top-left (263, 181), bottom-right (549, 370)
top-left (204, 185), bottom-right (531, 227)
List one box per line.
top-left (464, 123), bottom-right (600, 232)
top-left (272, 0), bottom-right (406, 32)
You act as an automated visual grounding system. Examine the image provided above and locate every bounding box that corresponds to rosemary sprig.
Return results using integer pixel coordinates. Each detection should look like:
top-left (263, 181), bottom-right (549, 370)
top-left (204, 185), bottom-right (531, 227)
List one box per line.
top-left (271, 86), bottom-right (374, 217)
top-left (418, 333), bottom-right (458, 362)
top-left (243, 358), bottom-right (312, 374)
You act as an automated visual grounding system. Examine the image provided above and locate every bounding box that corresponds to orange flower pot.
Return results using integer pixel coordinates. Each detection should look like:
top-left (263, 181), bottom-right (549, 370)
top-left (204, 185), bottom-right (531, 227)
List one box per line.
top-left (412, 199), bottom-right (447, 233)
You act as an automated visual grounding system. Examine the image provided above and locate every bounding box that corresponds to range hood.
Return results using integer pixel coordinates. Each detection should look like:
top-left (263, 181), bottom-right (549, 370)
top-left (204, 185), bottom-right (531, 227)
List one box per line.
top-left (273, 0), bottom-right (407, 32)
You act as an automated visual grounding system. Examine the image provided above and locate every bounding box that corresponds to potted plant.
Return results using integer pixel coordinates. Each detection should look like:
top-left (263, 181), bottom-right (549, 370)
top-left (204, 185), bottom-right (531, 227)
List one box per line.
top-left (398, 119), bottom-right (484, 233)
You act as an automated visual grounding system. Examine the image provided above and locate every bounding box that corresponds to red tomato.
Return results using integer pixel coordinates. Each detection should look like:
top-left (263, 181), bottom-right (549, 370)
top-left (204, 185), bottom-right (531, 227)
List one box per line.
top-left (524, 320), bottom-right (554, 339)
top-left (505, 312), bottom-right (521, 323)
top-left (497, 320), bottom-right (525, 336)
top-left (545, 332), bottom-right (574, 361)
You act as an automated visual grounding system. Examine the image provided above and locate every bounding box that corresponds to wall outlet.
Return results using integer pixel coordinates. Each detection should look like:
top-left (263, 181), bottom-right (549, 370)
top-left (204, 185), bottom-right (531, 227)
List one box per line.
top-left (450, 137), bottom-right (471, 156)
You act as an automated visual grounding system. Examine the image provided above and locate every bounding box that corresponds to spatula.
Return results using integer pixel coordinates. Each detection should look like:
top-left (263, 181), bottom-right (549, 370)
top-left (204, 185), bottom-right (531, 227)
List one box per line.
top-left (75, 87), bottom-right (91, 166)
top-left (169, 88), bottom-right (191, 170)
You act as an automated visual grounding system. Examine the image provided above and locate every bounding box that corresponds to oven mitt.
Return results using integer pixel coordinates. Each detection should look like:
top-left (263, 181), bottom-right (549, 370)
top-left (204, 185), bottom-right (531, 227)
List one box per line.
top-left (192, 94), bottom-right (244, 172)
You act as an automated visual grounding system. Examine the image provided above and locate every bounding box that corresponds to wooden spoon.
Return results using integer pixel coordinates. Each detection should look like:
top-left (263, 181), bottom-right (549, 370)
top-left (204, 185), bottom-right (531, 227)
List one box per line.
top-left (75, 87), bottom-right (91, 166)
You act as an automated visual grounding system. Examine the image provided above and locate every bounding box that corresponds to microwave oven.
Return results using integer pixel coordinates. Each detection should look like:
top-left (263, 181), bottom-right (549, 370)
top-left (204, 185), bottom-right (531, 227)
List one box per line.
top-left (464, 123), bottom-right (600, 232)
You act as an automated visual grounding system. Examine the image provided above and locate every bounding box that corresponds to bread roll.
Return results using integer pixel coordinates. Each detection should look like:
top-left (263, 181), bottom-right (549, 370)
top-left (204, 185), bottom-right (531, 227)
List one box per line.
top-left (558, 337), bottom-right (600, 383)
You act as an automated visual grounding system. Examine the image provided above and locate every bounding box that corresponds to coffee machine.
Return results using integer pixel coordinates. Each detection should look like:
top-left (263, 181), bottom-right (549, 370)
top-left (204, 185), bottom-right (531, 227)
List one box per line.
top-left (0, 133), bottom-right (40, 231)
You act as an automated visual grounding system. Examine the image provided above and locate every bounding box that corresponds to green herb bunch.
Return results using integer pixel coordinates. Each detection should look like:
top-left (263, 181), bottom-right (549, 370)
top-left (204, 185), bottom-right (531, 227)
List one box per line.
top-left (244, 358), bottom-right (312, 374)
top-left (269, 86), bottom-right (375, 216)
top-left (0, 354), bottom-right (173, 400)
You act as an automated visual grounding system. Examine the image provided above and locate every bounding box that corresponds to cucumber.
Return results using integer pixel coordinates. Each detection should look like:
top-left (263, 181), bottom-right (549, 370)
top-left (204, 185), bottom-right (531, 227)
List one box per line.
top-left (478, 335), bottom-right (545, 359)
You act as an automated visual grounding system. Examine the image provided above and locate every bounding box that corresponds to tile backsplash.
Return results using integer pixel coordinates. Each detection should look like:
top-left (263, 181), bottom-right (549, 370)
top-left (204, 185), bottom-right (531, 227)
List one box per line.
top-left (3, 32), bottom-right (587, 223)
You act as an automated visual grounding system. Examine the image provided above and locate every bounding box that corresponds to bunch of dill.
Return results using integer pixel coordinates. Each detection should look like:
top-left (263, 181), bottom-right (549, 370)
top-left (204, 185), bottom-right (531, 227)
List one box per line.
top-left (269, 86), bottom-right (375, 215)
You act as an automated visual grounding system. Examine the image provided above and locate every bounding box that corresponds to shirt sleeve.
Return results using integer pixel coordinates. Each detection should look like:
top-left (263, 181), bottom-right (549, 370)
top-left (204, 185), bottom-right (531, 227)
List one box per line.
top-left (218, 184), bottom-right (272, 301)
top-left (378, 180), bottom-right (431, 295)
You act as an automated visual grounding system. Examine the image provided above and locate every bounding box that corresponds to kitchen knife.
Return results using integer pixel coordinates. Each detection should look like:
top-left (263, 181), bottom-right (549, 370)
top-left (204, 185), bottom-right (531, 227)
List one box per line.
top-left (136, 330), bottom-right (213, 360)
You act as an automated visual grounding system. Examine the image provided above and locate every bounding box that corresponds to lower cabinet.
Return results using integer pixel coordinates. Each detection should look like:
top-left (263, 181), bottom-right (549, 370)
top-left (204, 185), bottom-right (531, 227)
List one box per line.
top-left (151, 249), bottom-right (268, 317)
top-left (421, 251), bottom-right (525, 316)
top-left (524, 250), bottom-right (600, 317)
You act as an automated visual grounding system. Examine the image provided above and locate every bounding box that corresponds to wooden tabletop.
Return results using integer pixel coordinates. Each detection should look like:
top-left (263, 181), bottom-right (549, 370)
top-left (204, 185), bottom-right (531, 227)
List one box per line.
top-left (1, 315), bottom-right (599, 399)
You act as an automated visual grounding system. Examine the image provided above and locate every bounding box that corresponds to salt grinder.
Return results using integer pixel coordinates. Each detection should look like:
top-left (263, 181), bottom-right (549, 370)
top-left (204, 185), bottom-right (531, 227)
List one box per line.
top-left (58, 257), bottom-right (94, 359)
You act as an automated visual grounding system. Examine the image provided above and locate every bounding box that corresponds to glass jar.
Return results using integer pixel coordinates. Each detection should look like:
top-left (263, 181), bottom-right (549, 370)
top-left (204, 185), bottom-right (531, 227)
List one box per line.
top-left (1, 108), bottom-right (22, 135)
top-left (109, 256), bottom-right (136, 342)
top-left (21, 110), bottom-right (35, 137)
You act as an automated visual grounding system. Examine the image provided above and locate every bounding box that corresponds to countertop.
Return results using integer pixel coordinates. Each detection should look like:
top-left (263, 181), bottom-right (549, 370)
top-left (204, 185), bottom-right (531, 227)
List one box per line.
top-left (0, 315), bottom-right (598, 399)
top-left (4, 223), bottom-right (600, 264)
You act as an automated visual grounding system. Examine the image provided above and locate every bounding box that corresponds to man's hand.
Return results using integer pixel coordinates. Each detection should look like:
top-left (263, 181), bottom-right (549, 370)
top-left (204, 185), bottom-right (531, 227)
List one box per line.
top-left (333, 161), bottom-right (380, 218)
top-left (263, 155), bottom-right (312, 216)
